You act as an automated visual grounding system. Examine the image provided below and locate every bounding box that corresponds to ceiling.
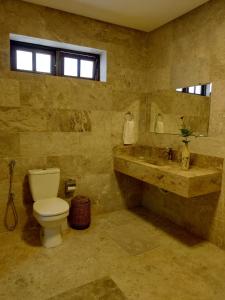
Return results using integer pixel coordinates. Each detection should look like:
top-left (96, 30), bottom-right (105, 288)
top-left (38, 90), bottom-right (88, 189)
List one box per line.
top-left (22, 0), bottom-right (209, 32)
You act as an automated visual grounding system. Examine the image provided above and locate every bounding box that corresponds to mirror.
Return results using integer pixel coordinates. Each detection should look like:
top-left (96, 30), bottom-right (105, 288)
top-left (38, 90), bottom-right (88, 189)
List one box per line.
top-left (148, 83), bottom-right (212, 137)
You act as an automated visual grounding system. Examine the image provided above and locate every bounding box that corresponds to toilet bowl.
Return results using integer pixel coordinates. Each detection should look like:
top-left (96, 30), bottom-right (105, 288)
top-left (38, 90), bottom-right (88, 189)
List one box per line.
top-left (28, 168), bottom-right (69, 248)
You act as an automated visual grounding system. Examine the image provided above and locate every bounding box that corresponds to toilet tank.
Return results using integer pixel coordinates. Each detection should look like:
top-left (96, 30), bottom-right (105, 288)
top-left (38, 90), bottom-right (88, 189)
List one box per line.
top-left (28, 168), bottom-right (60, 202)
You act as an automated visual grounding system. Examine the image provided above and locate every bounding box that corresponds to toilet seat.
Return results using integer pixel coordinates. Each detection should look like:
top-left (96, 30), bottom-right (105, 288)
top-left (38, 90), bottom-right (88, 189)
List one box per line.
top-left (33, 197), bottom-right (69, 217)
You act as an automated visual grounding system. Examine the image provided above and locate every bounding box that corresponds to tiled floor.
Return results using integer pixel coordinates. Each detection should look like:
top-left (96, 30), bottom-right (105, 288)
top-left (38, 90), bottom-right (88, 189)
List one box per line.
top-left (1, 208), bottom-right (225, 299)
top-left (48, 277), bottom-right (127, 300)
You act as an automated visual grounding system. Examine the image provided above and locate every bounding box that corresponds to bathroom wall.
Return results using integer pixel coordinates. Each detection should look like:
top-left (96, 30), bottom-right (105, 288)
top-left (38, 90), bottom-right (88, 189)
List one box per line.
top-left (140, 0), bottom-right (225, 248)
top-left (0, 0), bottom-right (146, 233)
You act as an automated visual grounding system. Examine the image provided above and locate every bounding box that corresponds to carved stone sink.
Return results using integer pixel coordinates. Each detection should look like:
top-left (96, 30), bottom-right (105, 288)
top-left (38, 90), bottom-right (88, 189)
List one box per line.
top-left (113, 146), bottom-right (223, 198)
top-left (137, 156), bottom-right (167, 166)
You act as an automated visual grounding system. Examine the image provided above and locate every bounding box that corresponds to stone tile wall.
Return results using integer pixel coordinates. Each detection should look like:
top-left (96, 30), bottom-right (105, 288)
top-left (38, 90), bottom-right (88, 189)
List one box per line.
top-left (140, 0), bottom-right (225, 248)
top-left (0, 0), bottom-right (145, 233)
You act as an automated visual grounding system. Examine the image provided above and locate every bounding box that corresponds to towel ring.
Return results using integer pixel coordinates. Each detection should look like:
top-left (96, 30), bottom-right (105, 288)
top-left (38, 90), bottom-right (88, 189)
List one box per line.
top-left (125, 111), bottom-right (134, 120)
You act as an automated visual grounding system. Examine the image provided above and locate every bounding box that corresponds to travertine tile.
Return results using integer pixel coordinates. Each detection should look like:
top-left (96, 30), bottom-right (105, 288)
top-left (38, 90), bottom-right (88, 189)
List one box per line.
top-left (0, 79), bottom-right (20, 107)
top-left (48, 277), bottom-right (127, 300)
top-left (0, 133), bottom-right (20, 156)
top-left (1, 209), bottom-right (225, 300)
top-left (0, 107), bottom-right (47, 132)
top-left (20, 132), bottom-right (81, 156)
top-left (19, 78), bottom-right (47, 108)
top-left (114, 154), bottom-right (222, 198)
top-left (139, 0), bottom-right (225, 249)
top-left (47, 110), bottom-right (91, 132)
top-left (0, 0), bottom-right (145, 228)
top-left (107, 222), bottom-right (160, 255)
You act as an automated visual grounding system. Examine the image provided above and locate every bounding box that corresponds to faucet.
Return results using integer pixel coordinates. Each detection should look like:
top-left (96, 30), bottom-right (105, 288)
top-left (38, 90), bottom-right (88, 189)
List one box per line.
top-left (166, 147), bottom-right (173, 161)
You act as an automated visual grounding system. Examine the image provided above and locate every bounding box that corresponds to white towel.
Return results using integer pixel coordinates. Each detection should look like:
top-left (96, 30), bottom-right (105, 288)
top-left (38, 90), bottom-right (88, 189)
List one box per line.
top-left (123, 120), bottom-right (135, 145)
top-left (154, 114), bottom-right (164, 133)
top-left (155, 120), bottom-right (164, 133)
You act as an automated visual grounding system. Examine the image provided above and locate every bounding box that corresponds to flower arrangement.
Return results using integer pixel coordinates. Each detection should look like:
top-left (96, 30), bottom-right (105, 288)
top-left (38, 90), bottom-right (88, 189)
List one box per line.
top-left (180, 116), bottom-right (192, 144)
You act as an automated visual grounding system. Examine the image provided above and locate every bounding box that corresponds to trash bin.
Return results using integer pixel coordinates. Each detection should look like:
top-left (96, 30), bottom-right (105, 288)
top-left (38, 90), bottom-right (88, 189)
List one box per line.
top-left (69, 195), bottom-right (91, 229)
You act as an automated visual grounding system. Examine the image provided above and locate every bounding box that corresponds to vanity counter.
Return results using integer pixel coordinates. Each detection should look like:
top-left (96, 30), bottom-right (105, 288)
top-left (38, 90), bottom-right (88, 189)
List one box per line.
top-left (114, 153), bottom-right (222, 198)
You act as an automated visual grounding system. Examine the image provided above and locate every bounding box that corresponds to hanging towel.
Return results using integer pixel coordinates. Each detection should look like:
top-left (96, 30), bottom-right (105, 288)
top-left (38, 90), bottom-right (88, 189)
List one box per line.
top-left (123, 119), bottom-right (135, 145)
top-left (155, 113), bottom-right (164, 133)
top-left (155, 119), bottom-right (164, 133)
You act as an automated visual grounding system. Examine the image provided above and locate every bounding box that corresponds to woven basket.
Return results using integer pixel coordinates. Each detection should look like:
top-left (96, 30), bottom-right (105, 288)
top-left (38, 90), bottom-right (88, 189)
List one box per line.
top-left (69, 195), bottom-right (91, 229)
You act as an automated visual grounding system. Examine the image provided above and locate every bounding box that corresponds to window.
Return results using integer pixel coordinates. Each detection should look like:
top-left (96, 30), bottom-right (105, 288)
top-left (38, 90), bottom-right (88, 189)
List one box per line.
top-left (59, 51), bottom-right (98, 79)
top-left (176, 83), bottom-right (212, 97)
top-left (63, 57), bottom-right (78, 77)
top-left (36, 53), bottom-right (52, 73)
top-left (10, 41), bottom-right (100, 81)
top-left (16, 50), bottom-right (33, 71)
top-left (80, 60), bottom-right (94, 78)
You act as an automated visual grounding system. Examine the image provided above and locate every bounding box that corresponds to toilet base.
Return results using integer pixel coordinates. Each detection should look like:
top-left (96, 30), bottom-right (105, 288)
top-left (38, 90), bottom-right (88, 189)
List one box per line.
top-left (40, 226), bottom-right (62, 248)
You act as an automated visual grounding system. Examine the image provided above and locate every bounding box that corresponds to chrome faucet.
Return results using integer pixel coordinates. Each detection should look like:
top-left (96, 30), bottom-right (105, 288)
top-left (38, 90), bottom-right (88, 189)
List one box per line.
top-left (166, 147), bottom-right (173, 161)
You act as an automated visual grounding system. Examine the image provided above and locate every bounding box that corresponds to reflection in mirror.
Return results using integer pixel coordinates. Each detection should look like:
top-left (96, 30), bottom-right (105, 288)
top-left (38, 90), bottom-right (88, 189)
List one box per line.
top-left (176, 83), bottom-right (212, 97)
top-left (148, 83), bottom-right (212, 137)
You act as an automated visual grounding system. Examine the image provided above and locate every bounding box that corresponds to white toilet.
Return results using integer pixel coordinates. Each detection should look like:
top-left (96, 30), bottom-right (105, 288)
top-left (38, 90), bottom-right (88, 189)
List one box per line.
top-left (28, 168), bottom-right (69, 248)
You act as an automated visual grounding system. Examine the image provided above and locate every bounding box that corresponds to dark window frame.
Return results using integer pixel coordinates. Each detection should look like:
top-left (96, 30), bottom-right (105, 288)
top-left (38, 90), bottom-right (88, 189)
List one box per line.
top-left (10, 41), bottom-right (56, 75)
top-left (10, 41), bottom-right (100, 81)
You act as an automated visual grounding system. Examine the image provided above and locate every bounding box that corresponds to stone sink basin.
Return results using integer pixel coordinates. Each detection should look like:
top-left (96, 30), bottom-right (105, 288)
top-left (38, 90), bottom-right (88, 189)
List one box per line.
top-left (113, 149), bottom-right (222, 198)
top-left (137, 156), bottom-right (168, 167)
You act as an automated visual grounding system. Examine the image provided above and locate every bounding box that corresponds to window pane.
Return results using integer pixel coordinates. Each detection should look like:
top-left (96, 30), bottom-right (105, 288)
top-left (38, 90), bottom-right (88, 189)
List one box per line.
top-left (195, 85), bottom-right (201, 95)
top-left (64, 57), bottom-right (78, 77)
top-left (36, 53), bottom-right (51, 73)
top-left (189, 86), bottom-right (195, 94)
top-left (16, 50), bottom-right (33, 71)
top-left (80, 60), bottom-right (94, 78)
top-left (207, 83), bottom-right (212, 96)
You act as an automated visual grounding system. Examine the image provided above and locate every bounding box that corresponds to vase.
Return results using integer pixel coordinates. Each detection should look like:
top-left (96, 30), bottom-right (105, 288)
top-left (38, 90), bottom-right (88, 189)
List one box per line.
top-left (181, 142), bottom-right (190, 170)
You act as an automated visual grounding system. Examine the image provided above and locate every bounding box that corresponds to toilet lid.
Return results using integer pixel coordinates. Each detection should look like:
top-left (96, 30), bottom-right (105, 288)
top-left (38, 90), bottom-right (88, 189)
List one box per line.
top-left (34, 197), bottom-right (69, 217)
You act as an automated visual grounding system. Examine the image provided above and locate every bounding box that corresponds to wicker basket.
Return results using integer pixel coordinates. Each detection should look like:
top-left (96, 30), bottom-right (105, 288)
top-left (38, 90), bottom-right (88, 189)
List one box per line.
top-left (69, 195), bottom-right (91, 229)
